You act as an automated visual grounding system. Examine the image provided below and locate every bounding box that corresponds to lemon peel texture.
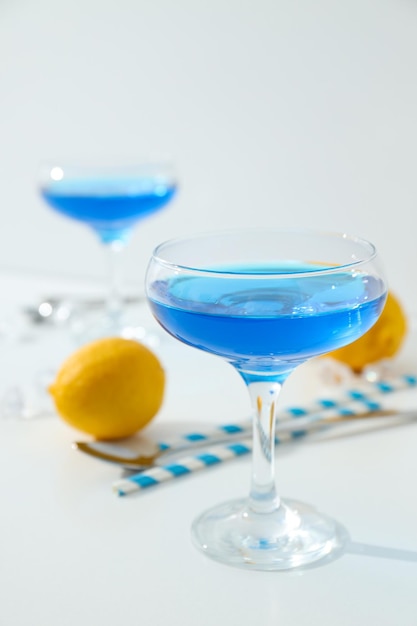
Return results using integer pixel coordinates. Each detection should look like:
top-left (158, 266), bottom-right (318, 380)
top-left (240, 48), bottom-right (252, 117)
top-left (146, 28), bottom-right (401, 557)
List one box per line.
top-left (49, 337), bottom-right (165, 440)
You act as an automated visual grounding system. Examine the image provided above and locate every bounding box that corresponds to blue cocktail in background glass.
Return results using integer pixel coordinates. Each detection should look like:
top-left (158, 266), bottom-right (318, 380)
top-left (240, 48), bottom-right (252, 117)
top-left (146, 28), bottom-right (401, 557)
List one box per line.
top-left (146, 229), bottom-right (387, 571)
top-left (40, 160), bottom-right (177, 342)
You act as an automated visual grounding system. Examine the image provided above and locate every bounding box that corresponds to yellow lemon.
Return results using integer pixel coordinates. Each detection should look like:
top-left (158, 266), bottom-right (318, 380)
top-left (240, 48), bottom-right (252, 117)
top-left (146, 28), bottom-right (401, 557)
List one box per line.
top-left (327, 291), bottom-right (407, 373)
top-left (48, 337), bottom-right (165, 440)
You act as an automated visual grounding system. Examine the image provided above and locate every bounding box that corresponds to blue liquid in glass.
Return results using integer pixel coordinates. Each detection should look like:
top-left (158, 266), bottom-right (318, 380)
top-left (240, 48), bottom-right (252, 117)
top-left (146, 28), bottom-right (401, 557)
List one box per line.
top-left (42, 178), bottom-right (176, 243)
top-left (148, 263), bottom-right (386, 373)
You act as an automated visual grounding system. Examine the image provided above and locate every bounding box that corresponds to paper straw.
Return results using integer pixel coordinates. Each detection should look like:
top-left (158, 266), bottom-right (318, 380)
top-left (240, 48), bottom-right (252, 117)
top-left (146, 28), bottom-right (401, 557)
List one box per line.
top-left (113, 373), bottom-right (417, 496)
top-left (156, 373), bottom-right (417, 450)
top-left (114, 432), bottom-right (311, 496)
top-left (113, 441), bottom-right (253, 496)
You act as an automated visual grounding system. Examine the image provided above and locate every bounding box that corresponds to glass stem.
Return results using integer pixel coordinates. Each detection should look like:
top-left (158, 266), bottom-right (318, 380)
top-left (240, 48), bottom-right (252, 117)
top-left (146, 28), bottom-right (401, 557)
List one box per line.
top-left (105, 241), bottom-right (125, 321)
top-left (246, 379), bottom-right (286, 515)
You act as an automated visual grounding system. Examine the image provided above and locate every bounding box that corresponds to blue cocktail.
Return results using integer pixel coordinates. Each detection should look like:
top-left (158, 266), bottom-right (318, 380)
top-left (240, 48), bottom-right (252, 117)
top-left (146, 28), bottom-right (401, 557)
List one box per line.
top-left (42, 174), bottom-right (176, 245)
top-left (149, 266), bottom-right (385, 374)
top-left (146, 229), bottom-right (387, 571)
top-left (40, 161), bottom-right (177, 341)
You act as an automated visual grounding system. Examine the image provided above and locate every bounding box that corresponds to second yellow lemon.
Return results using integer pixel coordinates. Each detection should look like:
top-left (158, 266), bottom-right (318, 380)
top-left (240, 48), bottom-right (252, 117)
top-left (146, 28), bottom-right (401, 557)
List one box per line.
top-left (49, 337), bottom-right (165, 440)
top-left (327, 291), bottom-right (407, 373)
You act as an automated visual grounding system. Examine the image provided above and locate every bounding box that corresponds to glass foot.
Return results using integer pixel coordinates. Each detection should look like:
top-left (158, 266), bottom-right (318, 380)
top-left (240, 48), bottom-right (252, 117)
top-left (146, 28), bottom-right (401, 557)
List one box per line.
top-left (191, 497), bottom-right (349, 571)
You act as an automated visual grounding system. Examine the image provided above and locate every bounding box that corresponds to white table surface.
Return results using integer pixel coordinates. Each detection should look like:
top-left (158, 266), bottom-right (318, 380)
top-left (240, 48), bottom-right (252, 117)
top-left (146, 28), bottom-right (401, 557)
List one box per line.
top-left (1, 271), bottom-right (417, 626)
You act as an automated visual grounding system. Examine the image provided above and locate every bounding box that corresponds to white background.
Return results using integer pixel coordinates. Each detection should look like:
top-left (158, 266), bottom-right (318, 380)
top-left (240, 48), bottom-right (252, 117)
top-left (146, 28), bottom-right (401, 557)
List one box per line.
top-left (2, 5), bottom-right (417, 623)
top-left (1, 0), bottom-right (416, 309)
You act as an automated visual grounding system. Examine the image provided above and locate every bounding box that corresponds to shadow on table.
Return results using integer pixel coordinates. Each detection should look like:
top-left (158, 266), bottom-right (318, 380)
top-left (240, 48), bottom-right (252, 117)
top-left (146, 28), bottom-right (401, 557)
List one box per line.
top-left (347, 541), bottom-right (417, 562)
top-left (293, 539), bottom-right (417, 574)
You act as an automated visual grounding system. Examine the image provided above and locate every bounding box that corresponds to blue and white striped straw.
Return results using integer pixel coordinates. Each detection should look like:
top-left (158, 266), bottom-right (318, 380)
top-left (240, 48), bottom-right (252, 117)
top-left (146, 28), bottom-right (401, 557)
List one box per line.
top-left (112, 373), bottom-right (417, 496)
top-left (113, 441), bottom-right (253, 496)
top-left (155, 373), bottom-right (417, 450)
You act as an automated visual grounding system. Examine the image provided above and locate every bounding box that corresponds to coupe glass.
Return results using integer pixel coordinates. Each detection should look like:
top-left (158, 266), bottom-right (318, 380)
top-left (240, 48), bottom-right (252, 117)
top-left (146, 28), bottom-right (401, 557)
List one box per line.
top-left (40, 159), bottom-right (177, 343)
top-left (145, 228), bottom-right (387, 571)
